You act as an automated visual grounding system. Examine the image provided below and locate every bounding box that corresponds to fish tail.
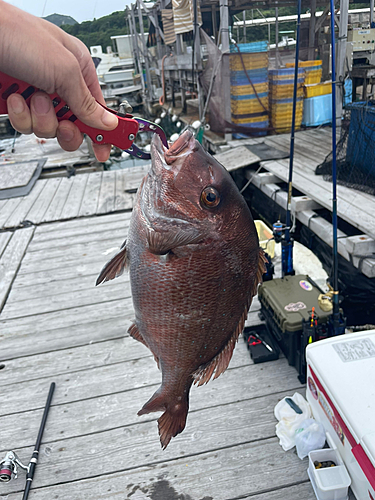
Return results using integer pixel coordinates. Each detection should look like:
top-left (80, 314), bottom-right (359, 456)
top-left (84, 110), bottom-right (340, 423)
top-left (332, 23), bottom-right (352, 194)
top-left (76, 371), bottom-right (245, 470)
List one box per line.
top-left (157, 400), bottom-right (189, 450)
top-left (138, 384), bottom-right (191, 449)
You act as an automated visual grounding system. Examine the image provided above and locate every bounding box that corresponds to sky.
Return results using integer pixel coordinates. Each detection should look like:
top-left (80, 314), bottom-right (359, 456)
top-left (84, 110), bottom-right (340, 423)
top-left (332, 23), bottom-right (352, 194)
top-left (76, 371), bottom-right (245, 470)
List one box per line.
top-left (7, 0), bottom-right (134, 23)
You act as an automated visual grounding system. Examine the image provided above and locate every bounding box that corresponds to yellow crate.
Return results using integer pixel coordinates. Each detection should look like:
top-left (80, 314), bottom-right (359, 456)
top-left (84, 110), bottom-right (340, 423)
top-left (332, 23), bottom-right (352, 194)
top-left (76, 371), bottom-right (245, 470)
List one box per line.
top-left (286, 60), bottom-right (322, 68)
top-left (304, 81), bottom-right (332, 98)
top-left (270, 101), bottom-right (303, 114)
top-left (305, 70), bottom-right (322, 84)
top-left (274, 124), bottom-right (302, 133)
top-left (271, 114), bottom-right (303, 126)
top-left (270, 86), bottom-right (304, 99)
top-left (232, 115), bottom-right (268, 124)
top-left (230, 53), bottom-right (269, 71)
top-left (231, 98), bottom-right (269, 114)
top-left (231, 83), bottom-right (269, 95)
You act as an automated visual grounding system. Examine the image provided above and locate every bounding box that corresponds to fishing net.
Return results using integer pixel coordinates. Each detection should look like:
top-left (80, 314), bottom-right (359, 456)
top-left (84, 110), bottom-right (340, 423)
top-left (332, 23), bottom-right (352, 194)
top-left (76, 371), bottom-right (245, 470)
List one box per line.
top-left (315, 102), bottom-right (375, 195)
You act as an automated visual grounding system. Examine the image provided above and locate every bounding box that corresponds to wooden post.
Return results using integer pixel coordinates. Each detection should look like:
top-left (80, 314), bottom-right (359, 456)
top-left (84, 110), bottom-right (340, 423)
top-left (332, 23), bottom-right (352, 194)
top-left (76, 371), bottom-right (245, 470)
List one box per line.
top-left (336, 0), bottom-right (349, 125)
top-left (137, 0), bottom-right (153, 102)
top-left (308, 0), bottom-right (317, 60)
top-left (220, 0), bottom-right (232, 141)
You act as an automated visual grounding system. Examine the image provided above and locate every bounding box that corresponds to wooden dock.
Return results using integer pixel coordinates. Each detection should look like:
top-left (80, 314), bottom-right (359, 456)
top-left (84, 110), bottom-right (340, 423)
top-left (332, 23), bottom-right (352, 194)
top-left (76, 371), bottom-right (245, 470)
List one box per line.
top-left (0, 128), bottom-right (358, 499)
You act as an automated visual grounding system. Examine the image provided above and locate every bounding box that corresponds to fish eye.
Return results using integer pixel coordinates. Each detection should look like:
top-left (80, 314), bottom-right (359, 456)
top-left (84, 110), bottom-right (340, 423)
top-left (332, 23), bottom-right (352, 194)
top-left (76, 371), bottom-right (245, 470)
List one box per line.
top-left (201, 186), bottom-right (220, 208)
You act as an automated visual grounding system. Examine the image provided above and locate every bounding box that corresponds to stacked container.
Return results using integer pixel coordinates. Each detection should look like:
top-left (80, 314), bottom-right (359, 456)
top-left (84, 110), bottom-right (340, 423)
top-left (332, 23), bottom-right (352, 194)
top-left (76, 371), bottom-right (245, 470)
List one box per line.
top-left (269, 68), bottom-right (305, 134)
top-left (229, 41), bottom-right (269, 135)
top-left (286, 60), bottom-right (322, 84)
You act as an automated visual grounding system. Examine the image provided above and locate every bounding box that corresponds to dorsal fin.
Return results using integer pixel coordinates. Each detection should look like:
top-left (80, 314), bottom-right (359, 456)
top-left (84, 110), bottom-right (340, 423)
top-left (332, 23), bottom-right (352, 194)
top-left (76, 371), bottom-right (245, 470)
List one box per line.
top-left (193, 248), bottom-right (267, 386)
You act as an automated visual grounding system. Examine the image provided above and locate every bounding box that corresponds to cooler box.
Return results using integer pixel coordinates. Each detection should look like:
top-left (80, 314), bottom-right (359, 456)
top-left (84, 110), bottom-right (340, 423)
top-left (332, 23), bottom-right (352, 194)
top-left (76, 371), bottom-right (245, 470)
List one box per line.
top-left (258, 275), bottom-right (331, 367)
top-left (306, 331), bottom-right (375, 500)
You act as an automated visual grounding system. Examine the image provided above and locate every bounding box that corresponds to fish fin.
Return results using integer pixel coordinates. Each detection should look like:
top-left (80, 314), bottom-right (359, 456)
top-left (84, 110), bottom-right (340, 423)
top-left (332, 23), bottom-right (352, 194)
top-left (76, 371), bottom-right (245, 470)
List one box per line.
top-left (96, 240), bottom-right (128, 285)
top-left (128, 323), bottom-right (160, 368)
top-left (194, 248), bottom-right (266, 387)
top-left (147, 228), bottom-right (202, 255)
top-left (138, 383), bottom-right (192, 449)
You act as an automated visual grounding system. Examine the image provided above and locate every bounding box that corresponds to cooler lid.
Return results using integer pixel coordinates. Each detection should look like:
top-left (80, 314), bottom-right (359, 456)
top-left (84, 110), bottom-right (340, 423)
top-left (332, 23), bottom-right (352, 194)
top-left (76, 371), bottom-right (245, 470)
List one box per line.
top-left (306, 330), bottom-right (375, 466)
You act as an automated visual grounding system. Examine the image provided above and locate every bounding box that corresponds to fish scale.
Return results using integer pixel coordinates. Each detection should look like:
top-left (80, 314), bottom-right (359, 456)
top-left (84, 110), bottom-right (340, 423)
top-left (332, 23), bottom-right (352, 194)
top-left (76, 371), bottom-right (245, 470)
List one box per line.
top-left (97, 130), bottom-right (266, 449)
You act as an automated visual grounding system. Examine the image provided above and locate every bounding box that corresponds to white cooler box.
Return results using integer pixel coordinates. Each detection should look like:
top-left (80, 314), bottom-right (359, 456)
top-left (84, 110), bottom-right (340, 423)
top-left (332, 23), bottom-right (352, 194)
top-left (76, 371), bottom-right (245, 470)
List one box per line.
top-left (306, 330), bottom-right (375, 500)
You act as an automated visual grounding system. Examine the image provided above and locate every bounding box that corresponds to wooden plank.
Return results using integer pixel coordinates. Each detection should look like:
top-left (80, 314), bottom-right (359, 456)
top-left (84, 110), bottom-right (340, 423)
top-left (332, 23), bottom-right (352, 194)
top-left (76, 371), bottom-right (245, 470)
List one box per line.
top-left (214, 145), bottom-right (260, 171)
top-left (1, 279), bottom-right (132, 319)
top-left (0, 231), bottom-right (12, 258)
top-left (59, 173), bottom-right (89, 219)
top-left (41, 176), bottom-right (73, 222)
top-left (0, 227), bottom-right (34, 311)
top-left (262, 159), bottom-right (375, 240)
top-left (23, 177), bottom-right (61, 224)
top-left (97, 170), bottom-right (116, 214)
top-left (0, 197), bottom-right (23, 228)
top-left (2, 179), bottom-right (47, 228)
top-left (78, 171), bottom-right (102, 217)
top-left (114, 169), bottom-right (135, 211)
top-left (0, 438), bottom-right (310, 499)
top-left (0, 356), bottom-right (301, 417)
top-left (0, 385), bottom-right (304, 454)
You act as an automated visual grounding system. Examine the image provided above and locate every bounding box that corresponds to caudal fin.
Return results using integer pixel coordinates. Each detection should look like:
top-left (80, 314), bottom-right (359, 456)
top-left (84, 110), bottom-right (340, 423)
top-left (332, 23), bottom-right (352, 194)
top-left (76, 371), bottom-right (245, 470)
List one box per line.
top-left (137, 386), bottom-right (190, 449)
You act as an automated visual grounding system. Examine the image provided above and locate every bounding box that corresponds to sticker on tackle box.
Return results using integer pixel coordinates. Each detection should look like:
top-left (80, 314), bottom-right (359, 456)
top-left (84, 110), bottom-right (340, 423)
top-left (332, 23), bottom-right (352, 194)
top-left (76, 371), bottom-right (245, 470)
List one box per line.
top-left (333, 338), bottom-right (375, 363)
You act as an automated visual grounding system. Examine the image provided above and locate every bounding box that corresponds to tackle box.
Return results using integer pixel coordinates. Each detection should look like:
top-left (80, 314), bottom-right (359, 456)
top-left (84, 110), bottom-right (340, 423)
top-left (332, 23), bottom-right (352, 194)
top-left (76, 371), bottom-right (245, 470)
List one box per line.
top-left (306, 330), bottom-right (375, 500)
top-left (258, 275), bottom-right (332, 368)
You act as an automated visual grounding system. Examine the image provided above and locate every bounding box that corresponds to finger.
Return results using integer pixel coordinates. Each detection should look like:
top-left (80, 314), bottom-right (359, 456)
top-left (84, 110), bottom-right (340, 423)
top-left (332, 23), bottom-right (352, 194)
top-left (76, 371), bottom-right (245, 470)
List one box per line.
top-left (56, 120), bottom-right (84, 152)
top-left (30, 91), bottom-right (58, 138)
top-left (93, 143), bottom-right (112, 162)
top-left (7, 93), bottom-right (32, 134)
top-left (56, 57), bottom-right (118, 132)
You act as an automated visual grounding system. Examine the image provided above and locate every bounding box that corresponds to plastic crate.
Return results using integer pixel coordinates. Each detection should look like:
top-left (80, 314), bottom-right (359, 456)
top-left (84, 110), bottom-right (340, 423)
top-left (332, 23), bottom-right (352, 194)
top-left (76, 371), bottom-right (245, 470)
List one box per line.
top-left (232, 112), bottom-right (269, 123)
top-left (286, 60), bottom-right (322, 68)
top-left (230, 75), bottom-right (268, 86)
top-left (270, 86), bottom-right (304, 99)
top-left (231, 91), bottom-right (269, 101)
top-left (230, 53), bottom-right (268, 71)
top-left (304, 81), bottom-right (332, 98)
top-left (305, 69), bottom-right (322, 84)
top-left (269, 68), bottom-right (305, 80)
top-left (230, 41), bottom-right (268, 53)
top-left (346, 101), bottom-right (375, 175)
top-left (302, 94), bottom-right (332, 127)
top-left (231, 83), bottom-right (269, 95)
top-left (231, 98), bottom-right (269, 114)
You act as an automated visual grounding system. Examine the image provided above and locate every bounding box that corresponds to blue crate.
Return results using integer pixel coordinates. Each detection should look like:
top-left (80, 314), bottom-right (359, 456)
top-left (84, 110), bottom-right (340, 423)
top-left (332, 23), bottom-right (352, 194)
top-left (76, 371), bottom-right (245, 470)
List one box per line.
top-left (346, 101), bottom-right (375, 175)
top-left (270, 77), bottom-right (305, 86)
top-left (302, 94), bottom-right (332, 127)
top-left (233, 120), bottom-right (269, 138)
top-left (230, 41), bottom-right (268, 53)
top-left (231, 92), bottom-right (269, 101)
top-left (230, 75), bottom-right (268, 86)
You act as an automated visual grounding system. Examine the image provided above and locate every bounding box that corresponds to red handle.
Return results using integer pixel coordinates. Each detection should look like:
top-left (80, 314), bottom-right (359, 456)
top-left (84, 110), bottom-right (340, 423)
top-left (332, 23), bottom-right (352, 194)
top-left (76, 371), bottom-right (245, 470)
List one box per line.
top-left (0, 71), bottom-right (139, 150)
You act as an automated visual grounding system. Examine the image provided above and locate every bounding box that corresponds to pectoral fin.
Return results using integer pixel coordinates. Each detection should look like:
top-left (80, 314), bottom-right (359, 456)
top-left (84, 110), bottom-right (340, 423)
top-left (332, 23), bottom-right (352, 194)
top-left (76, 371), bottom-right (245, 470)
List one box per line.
top-left (96, 240), bottom-right (128, 285)
top-left (147, 228), bottom-right (203, 255)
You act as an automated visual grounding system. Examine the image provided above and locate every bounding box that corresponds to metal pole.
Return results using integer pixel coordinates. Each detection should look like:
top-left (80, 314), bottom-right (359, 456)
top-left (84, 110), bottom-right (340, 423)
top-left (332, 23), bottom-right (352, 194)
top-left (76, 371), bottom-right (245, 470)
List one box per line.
top-left (243, 10), bottom-right (246, 43)
top-left (330, 0), bottom-right (340, 336)
top-left (137, 0), bottom-right (153, 102)
top-left (283, 0), bottom-right (302, 277)
top-left (275, 6), bottom-right (279, 68)
top-left (308, 0), bottom-right (317, 60)
top-left (371, 0), bottom-right (374, 26)
top-left (220, 0), bottom-right (232, 141)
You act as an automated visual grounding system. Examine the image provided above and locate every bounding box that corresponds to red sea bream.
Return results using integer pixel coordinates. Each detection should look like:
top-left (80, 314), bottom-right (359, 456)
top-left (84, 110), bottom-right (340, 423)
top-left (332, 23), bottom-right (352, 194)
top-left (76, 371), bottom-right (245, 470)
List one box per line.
top-left (97, 130), bottom-right (265, 448)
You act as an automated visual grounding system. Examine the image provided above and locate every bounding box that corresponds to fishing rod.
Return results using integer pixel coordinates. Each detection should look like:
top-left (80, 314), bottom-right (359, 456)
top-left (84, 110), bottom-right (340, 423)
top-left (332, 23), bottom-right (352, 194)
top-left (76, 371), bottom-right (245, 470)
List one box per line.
top-left (329, 0), bottom-right (341, 336)
top-left (0, 382), bottom-right (55, 499)
top-left (273, 0), bottom-right (301, 277)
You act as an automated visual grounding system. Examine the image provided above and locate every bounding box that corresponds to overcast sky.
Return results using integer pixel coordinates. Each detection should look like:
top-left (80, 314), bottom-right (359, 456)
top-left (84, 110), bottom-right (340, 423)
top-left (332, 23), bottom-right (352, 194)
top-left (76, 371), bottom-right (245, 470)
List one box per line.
top-left (7, 0), bottom-right (134, 23)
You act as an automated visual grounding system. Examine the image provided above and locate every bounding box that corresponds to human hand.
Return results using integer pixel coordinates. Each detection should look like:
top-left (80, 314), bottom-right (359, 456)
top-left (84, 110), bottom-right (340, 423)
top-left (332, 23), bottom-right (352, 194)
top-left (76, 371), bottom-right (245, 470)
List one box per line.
top-left (0, 1), bottom-right (118, 162)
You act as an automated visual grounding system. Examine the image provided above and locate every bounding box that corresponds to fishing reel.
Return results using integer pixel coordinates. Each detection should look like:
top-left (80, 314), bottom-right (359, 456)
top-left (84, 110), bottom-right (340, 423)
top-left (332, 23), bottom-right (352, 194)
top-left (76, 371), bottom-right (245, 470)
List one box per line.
top-left (0, 450), bottom-right (29, 482)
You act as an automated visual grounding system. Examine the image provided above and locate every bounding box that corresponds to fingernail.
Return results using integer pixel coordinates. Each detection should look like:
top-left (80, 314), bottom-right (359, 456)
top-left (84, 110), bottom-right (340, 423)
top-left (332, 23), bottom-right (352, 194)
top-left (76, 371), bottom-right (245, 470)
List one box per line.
top-left (33, 94), bottom-right (51, 115)
top-left (58, 127), bottom-right (74, 142)
top-left (101, 109), bottom-right (118, 128)
top-left (9, 94), bottom-right (25, 114)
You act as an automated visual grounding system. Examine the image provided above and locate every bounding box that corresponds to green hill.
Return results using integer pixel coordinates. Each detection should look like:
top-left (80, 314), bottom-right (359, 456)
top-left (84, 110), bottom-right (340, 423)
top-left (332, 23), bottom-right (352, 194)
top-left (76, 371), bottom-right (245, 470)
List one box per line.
top-left (43, 13), bottom-right (77, 27)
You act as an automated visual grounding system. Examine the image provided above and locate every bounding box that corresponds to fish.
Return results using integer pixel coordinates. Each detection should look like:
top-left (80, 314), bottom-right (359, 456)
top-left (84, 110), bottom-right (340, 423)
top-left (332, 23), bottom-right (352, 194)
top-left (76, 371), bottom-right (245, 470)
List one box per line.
top-left (96, 130), bottom-right (266, 449)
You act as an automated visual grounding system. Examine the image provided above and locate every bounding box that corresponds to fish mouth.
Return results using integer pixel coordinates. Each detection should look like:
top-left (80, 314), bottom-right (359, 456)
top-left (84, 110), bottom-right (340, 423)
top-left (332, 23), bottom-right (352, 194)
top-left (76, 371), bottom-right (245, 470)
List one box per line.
top-left (151, 130), bottom-right (196, 175)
